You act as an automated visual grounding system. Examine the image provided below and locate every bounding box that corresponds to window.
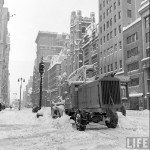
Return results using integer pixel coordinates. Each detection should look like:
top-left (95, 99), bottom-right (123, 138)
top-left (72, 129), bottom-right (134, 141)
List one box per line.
top-left (110, 5), bottom-right (112, 13)
top-left (119, 60), bottom-right (122, 68)
top-left (127, 62), bottom-right (139, 72)
top-left (100, 4), bottom-right (102, 10)
top-left (114, 2), bottom-right (116, 10)
top-left (127, 32), bottom-right (138, 44)
top-left (118, 0), bottom-right (120, 6)
top-left (128, 78), bottom-right (139, 87)
top-left (107, 33), bottom-right (109, 41)
top-left (114, 15), bottom-right (116, 23)
top-left (100, 38), bottom-right (102, 45)
top-left (127, 0), bottom-right (131, 4)
top-left (100, 15), bottom-right (102, 22)
top-left (107, 21), bottom-right (109, 28)
top-left (100, 68), bottom-right (103, 74)
top-left (103, 12), bottom-right (105, 19)
top-left (127, 9), bottom-right (132, 18)
top-left (108, 65), bottom-right (110, 72)
top-left (118, 25), bottom-right (121, 33)
top-left (104, 66), bottom-right (106, 73)
top-left (110, 31), bottom-right (113, 39)
top-left (100, 27), bottom-right (102, 33)
top-left (145, 15), bottom-right (150, 28)
top-left (103, 36), bottom-right (106, 43)
top-left (103, 23), bottom-right (105, 31)
top-left (103, 0), bottom-right (105, 7)
top-left (127, 47), bottom-right (138, 58)
top-left (111, 63), bottom-right (113, 71)
top-left (119, 41), bottom-right (122, 49)
top-left (115, 61), bottom-right (117, 70)
top-left (118, 11), bottom-right (121, 19)
top-left (110, 18), bottom-right (112, 26)
top-left (146, 48), bottom-right (150, 57)
top-left (107, 9), bottom-right (109, 16)
top-left (114, 43), bottom-right (117, 51)
top-left (146, 32), bottom-right (150, 43)
top-left (114, 28), bottom-right (117, 36)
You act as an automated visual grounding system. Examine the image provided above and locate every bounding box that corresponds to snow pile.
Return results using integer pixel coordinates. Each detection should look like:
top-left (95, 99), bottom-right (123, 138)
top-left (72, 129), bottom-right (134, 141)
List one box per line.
top-left (118, 110), bottom-right (149, 133)
top-left (51, 113), bottom-right (73, 131)
top-left (117, 112), bottom-right (137, 130)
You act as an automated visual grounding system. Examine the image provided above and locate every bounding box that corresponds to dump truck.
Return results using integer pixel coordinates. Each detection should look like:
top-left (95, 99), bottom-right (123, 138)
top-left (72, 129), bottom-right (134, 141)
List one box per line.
top-left (63, 74), bottom-right (127, 131)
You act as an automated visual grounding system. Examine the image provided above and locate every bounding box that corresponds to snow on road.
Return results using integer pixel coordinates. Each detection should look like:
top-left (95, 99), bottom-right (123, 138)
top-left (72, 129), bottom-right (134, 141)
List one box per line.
top-left (0, 108), bottom-right (149, 150)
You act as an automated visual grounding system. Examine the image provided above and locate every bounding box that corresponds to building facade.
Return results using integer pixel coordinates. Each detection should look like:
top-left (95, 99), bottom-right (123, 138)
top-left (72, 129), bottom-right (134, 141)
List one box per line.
top-left (32, 31), bottom-right (67, 107)
top-left (69, 10), bottom-right (95, 75)
top-left (98, 0), bottom-right (143, 77)
top-left (0, 6), bottom-right (10, 106)
top-left (123, 18), bottom-right (145, 110)
top-left (82, 23), bottom-right (99, 73)
top-left (139, 0), bottom-right (150, 109)
top-left (48, 63), bottom-right (61, 103)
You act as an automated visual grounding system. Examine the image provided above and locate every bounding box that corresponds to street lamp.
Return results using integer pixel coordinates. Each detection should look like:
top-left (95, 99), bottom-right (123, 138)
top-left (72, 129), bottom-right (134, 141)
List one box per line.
top-left (18, 78), bottom-right (25, 110)
top-left (39, 58), bottom-right (45, 110)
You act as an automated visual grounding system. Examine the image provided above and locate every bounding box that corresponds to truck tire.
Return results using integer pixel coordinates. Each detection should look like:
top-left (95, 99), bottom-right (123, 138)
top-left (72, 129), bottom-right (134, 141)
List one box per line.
top-left (105, 109), bottom-right (118, 128)
top-left (75, 112), bottom-right (86, 131)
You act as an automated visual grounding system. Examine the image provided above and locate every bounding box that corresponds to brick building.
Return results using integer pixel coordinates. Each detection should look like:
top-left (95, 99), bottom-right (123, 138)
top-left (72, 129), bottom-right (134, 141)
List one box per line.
top-left (123, 18), bottom-right (145, 110)
top-left (139, 0), bottom-right (150, 109)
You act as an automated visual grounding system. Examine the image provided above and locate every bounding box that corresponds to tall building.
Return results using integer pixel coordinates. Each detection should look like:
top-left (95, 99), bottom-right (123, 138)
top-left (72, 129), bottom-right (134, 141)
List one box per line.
top-left (82, 23), bottom-right (99, 73)
top-left (98, 0), bottom-right (143, 77)
top-left (69, 10), bottom-right (95, 75)
top-left (139, 0), bottom-right (150, 109)
top-left (0, 0), bottom-right (4, 103)
top-left (0, 6), bottom-right (10, 106)
top-left (123, 18), bottom-right (145, 110)
top-left (32, 31), bottom-right (67, 107)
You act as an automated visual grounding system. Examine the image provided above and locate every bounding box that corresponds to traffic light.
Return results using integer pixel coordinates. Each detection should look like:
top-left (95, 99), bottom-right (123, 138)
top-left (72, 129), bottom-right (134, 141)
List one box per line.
top-left (39, 61), bottom-right (45, 75)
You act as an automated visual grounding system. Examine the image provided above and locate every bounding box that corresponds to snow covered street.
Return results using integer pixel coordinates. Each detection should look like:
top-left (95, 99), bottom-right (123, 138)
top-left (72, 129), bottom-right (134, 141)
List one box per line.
top-left (0, 108), bottom-right (149, 150)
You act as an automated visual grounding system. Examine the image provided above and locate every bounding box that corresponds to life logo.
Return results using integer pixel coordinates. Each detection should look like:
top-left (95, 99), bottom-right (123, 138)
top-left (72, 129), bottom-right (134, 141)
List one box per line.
top-left (126, 137), bottom-right (149, 149)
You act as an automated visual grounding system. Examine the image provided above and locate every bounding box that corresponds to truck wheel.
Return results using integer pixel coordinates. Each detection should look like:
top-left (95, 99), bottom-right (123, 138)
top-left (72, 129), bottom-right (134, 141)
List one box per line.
top-left (105, 110), bottom-right (118, 128)
top-left (120, 105), bottom-right (126, 116)
top-left (75, 112), bottom-right (86, 131)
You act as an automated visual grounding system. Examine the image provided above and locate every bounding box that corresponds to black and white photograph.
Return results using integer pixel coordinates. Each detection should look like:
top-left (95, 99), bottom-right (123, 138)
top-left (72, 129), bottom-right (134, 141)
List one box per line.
top-left (0, 0), bottom-right (149, 149)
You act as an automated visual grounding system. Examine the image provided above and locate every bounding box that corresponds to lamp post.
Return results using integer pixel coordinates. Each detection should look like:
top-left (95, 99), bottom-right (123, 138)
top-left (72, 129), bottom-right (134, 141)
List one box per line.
top-left (39, 58), bottom-right (45, 110)
top-left (18, 78), bottom-right (25, 110)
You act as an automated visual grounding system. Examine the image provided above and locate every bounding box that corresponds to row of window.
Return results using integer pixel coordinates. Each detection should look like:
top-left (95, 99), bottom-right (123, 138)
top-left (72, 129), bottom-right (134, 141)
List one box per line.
top-left (100, 26), bottom-right (122, 45)
top-left (99, 0), bottom-right (121, 11)
top-left (127, 61), bottom-right (139, 72)
top-left (127, 32), bottom-right (138, 44)
top-left (127, 47), bottom-right (138, 58)
top-left (128, 77), bottom-right (139, 87)
top-left (100, 41), bottom-right (122, 56)
top-left (100, 60), bottom-right (122, 74)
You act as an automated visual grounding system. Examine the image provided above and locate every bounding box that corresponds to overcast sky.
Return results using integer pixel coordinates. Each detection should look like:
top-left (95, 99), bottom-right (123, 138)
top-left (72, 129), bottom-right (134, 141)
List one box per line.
top-left (4, 0), bottom-right (98, 100)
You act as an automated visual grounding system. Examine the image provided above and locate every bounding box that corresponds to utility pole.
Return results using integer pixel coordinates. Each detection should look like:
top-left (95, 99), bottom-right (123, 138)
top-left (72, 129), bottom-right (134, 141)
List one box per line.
top-left (18, 78), bottom-right (25, 110)
top-left (39, 58), bottom-right (45, 110)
